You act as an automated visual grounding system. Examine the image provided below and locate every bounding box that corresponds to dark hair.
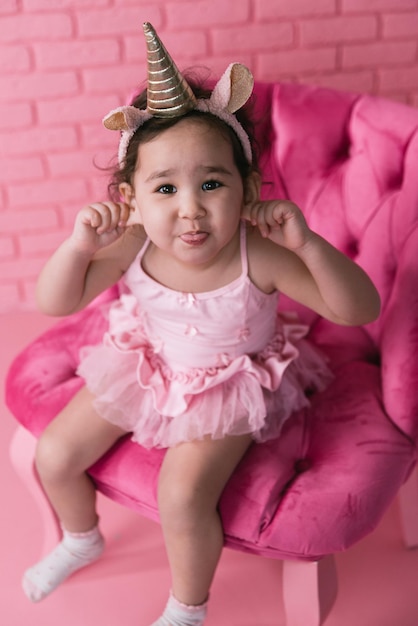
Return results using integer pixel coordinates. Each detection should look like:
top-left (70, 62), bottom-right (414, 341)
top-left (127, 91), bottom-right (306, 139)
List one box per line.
top-left (107, 75), bottom-right (260, 201)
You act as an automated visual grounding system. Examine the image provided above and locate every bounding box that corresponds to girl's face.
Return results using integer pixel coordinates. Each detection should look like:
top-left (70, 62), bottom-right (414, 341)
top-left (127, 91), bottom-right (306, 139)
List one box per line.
top-left (120, 118), bottom-right (259, 270)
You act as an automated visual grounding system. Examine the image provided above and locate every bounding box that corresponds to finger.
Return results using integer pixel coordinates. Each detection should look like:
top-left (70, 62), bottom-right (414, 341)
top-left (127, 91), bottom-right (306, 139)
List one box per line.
top-left (93, 202), bottom-right (129, 233)
top-left (91, 204), bottom-right (114, 233)
top-left (80, 206), bottom-right (103, 230)
top-left (117, 201), bottom-right (131, 226)
top-left (251, 202), bottom-right (272, 237)
top-left (105, 202), bottom-right (125, 232)
top-left (103, 201), bottom-right (132, 231)
top-left (244, 201), bottom-right (263, 227)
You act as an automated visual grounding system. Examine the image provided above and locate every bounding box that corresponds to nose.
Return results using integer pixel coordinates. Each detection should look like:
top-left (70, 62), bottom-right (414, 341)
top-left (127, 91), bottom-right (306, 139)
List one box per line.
top-left (178, 191), bottom-right (206, 220)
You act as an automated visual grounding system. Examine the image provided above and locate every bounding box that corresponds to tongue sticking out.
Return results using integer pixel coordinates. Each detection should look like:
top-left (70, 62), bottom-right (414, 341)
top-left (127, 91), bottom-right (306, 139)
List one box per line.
top-left (180, 232), bottom-right (208, 245)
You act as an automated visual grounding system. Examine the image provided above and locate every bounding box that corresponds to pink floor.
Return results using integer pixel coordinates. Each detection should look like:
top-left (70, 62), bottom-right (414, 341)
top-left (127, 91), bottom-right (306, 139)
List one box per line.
top-left (2, 311), bottom-right (418, 626)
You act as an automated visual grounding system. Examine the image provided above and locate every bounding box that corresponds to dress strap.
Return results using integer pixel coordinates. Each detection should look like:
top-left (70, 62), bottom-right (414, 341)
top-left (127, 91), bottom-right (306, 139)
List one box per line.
top-left (240, 220), bottom-right (248, 277)
top-left (137, 236), bottom-right (151, 262)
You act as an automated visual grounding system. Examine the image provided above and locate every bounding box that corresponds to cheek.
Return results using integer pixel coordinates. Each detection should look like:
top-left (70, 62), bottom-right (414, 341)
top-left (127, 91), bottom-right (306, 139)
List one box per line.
top-left (140, 208), bottom-right (170, 236)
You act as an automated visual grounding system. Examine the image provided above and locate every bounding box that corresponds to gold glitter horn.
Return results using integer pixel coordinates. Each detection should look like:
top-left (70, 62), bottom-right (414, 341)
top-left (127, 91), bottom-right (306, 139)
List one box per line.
top-left (143, 22), bottom-right (197, 117)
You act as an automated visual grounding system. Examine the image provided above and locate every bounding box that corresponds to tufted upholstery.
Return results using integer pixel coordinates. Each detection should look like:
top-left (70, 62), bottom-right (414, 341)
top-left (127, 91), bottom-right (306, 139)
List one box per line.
top-left (5, 81), bottom-right (418, 566)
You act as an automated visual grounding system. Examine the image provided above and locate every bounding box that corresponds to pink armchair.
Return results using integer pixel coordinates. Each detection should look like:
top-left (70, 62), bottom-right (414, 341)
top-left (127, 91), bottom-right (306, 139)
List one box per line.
top-left (6, 81), bottom-right (418, 625)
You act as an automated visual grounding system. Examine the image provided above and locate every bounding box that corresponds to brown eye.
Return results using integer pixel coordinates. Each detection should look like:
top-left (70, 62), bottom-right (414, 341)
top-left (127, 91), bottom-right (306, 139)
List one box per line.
top-left (157, 184), bottom-right (176, 194)
top-left (202, 180), bottom-right (221, 191)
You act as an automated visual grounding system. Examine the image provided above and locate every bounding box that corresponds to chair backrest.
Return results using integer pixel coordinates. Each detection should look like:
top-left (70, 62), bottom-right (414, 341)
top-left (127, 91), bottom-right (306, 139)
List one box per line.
top-left (252, 81), bottom-right (418, 340)
top-left (250, 82), bottom-right (418, 439)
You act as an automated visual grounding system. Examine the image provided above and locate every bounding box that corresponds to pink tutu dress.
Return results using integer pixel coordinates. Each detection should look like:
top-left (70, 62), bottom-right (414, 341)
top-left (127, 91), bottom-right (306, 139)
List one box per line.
top-left (77, 222), bottom-right (332, 449)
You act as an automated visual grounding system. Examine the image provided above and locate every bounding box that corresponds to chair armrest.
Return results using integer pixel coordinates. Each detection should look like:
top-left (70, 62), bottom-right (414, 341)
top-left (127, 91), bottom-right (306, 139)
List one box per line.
top-left (380, 226), bottom-right (418, 440)
top-left (5, 304), bottom-right (109, 436)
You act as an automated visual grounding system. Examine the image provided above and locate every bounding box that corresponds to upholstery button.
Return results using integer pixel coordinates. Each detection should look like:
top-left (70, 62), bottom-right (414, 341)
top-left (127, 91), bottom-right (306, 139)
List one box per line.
top-left (294, 459), bottom-right (311, 473)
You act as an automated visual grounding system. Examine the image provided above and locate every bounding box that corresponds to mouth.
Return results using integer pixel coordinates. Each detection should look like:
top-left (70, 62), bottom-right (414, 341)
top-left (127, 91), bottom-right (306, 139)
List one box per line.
top-left (179, 231), bottom-right (209, 246)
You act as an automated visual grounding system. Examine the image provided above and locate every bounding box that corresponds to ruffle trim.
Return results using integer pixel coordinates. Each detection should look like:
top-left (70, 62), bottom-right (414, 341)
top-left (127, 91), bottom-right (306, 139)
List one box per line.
top-left (77, 294), bottom-right (333, 448)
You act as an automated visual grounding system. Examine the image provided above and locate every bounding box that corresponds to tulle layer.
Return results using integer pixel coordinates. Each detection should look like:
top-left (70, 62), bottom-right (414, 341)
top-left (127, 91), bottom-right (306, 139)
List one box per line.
top-left (77, 311), bottom-right (332, 449)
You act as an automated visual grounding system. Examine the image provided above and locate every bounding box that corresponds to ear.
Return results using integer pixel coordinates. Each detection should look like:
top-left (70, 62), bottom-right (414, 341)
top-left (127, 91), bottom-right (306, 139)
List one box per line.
top-left (243, 171), bottom-right (261, 208)
top-left (119, 182), bottom-right (134, 205)
top-left (118, 183), bottom-right (143, 225)
top-left (210, 63), bottom-right (254, 113)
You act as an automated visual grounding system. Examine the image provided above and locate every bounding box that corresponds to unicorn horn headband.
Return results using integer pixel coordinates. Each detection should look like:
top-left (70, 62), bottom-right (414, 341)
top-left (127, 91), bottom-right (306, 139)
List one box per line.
top-left (103, 22), bottom-right (254, 166)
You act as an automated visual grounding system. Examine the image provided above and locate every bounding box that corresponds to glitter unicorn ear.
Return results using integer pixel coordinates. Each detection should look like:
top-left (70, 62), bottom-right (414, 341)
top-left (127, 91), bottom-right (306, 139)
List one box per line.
top-left (103, 22), bottom-right (254, 166)
top-left (195, 63), bottom-right (254, 162)
top-left (209, 63), bottom-right (254, 114)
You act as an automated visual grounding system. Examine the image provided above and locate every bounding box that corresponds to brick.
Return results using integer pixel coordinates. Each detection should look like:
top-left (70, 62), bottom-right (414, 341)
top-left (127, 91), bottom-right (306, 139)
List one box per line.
top-left (0, 256), bottom-right (46, 280)
top-left (89, 169), bottom-right (115, 194)
top-left (81, 123), bottom-right (119, 149)
top-left (8, 179), bottom-right (88, 208)
top-left (21, 278), bottom-right (37, 310)
top-left (0, 126), bottom-right (78, 157)
top-left (1, 208), bottom-right (59, 234)
top-left (0, 71), bottom-right (78, 102)
top-left (0, 0), bottom-right (18, 13)
top-left (259, 47), bottom-right (337, 77)
top-left (379, 66), bottom-right (418, 92)
top-left (113, 0), bottom-right (157, 3)
top-left (34, 38), bottom-right (121, 70)
top-left (166, 0), bottom-right (250, 28)
top-left (88, 176), bottom-right (112, 202)
top-left (0, 235), bottom-right (15, 259)
top-left (342, 0), bottom-right (416, 12)
top-left (0, 282), bottom-right (21, 312)
top-left (125, 30), bottom-right (208, 61)
top-left (342, 41), bottom-right (417, 69)
top-left (0, 13), bottom-right (72, 42)
top-left (37, 94), bottom-right (120, 125)
top-left (300, 15), bottom-right (378, 45)
top-left (383, 13), bottom-right (418, 39)
top-left (46, 150), bottom-right (103, 177)
top-left (212, 22), bottom-right (294, 54)
top-left (0, 44), bottom-right (31, 72)
top-left (23, 0), bottom-right (109, 8)
top-left (0, 156), bottom-right (44, 183)
top-left (255, 0), bottom-right (336, 20)
top-left (19, 230), bottom-right (69, 256)
top-left (0, 103), bottom-right (33, 130)
top-left (303, 70), bottom-right (375, 95)
top-left (82, 64), bottom-right (144, 95)
top-left (202, 54), bottom-right (253, 79)
top-left (77, 7), bottom-right (161, 37)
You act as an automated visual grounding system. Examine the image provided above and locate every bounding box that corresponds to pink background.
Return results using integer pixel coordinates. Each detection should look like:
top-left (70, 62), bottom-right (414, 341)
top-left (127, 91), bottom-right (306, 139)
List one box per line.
top-left (2, 0), bottom-right (418, 313)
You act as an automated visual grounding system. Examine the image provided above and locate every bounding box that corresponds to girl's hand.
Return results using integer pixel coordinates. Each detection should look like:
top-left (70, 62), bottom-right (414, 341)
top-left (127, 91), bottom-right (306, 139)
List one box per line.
top-left (243, 199), bottom-right (313, 250)
top-left (71, 201), bottom-right (131, 254)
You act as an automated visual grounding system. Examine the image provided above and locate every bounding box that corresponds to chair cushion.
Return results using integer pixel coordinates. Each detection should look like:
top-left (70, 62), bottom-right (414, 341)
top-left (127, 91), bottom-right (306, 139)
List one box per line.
top-left (6, 301), bottom-right (414, 559)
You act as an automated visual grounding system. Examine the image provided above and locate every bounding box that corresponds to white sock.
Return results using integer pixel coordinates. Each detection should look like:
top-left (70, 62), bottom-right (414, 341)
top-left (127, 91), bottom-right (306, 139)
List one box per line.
top-left (22, 525), bottom-right (104, 602)
top-left (151, 592), bottom-right (208, 626)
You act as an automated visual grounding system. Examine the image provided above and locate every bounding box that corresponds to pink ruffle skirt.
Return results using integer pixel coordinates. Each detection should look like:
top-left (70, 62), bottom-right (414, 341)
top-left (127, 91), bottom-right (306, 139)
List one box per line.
top-left (77, 301), bottom-right (332, 449)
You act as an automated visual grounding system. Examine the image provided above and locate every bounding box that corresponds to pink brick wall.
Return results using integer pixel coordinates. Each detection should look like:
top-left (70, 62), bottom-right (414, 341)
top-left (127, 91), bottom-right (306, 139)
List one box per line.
top-left (2, 0), bottom-right (418, 312)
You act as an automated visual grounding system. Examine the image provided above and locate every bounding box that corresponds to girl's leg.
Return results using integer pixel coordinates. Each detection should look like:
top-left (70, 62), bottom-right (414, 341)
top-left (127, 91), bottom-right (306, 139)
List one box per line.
top-left (23, 386), bottom-right (127, 601)
top-left (154, 434), bottom-right (252, 624)
top-left (34, 386), bottom-right (127, 532)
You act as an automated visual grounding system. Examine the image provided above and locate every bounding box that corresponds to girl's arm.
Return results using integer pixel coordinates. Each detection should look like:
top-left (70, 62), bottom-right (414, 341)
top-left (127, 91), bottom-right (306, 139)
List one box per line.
top-left (244, 200), bottom-right (381, 326)
top-left (36, 201), bottom-right (144, 316)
